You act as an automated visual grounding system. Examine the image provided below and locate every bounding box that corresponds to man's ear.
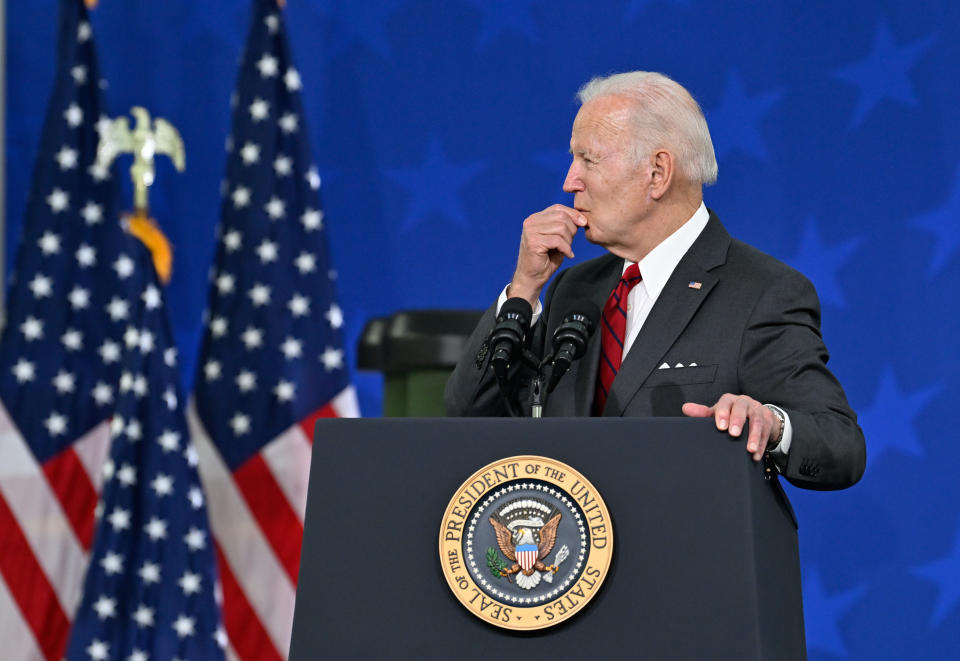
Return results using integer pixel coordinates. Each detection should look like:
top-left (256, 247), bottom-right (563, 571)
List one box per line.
top-left (649, 149), bottom-right (674, 200)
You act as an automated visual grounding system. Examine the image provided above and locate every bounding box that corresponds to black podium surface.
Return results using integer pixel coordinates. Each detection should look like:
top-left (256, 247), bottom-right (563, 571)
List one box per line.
top-left (290, 418), bottom-right (805, 660)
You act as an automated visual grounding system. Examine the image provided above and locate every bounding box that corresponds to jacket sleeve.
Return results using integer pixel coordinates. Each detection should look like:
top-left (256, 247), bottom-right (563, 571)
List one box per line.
top-left (738, 269), bottom-right (866, 490)
top-left (443, 302), bottom-right (507, 416)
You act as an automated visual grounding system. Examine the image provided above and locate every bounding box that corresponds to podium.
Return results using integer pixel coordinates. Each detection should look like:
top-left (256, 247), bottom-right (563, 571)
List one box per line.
top-left (290, 418), bottom-right (805, 660)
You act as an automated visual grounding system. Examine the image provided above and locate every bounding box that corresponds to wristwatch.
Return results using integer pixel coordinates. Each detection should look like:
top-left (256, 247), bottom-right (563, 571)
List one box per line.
top-left (763, 404), bottom-right (785, 452)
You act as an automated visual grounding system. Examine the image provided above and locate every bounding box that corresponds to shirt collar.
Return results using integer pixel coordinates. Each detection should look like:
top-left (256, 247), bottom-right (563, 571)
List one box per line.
top-left (624, 202), bottom-right (710, 302)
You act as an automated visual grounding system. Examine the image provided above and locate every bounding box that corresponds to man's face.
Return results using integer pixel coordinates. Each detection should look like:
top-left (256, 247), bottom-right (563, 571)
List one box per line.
top-left (563, 95), bottom-right (652, 254)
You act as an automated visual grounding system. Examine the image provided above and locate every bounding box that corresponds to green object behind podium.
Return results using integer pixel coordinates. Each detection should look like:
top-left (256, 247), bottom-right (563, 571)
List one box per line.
top-left (358, 309), bottom-right (483, 416)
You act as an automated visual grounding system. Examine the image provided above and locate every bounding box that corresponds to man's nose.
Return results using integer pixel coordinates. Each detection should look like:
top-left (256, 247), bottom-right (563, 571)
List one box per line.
top-left (563, 162), bottom-right (582, 193)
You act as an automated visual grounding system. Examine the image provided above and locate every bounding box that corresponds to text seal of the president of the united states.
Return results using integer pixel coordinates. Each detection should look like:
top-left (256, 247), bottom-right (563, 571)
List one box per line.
top-left (439, 455), bottom-right (613, 630)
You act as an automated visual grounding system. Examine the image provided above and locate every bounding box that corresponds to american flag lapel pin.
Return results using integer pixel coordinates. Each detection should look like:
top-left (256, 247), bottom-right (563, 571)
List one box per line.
top-left (688, 281), bottom-right (702, 290)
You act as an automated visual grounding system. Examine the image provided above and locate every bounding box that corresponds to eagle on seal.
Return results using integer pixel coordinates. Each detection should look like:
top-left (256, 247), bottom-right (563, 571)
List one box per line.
top-left (489, 511), bottom-right (563, 590)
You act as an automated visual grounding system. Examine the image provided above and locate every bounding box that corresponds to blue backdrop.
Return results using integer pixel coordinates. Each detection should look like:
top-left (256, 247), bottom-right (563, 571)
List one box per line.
top-left (6, 1), bottom-right (959, 658)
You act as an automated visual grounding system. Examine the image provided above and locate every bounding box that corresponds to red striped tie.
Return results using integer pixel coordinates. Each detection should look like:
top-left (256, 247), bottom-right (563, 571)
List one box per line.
top-left (594, 263), bottom-right (642, 415)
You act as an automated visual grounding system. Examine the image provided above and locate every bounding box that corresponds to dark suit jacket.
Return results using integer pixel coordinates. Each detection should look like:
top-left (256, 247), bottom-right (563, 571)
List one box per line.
top-left (445, 211), bottom-right (866, 490)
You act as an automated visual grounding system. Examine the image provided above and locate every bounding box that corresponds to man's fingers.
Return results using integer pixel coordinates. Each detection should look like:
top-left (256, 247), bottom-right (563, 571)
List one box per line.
top-left (697, 394), bottom-right (779, 462)
top-left (681, 402), bottom-right (713, 417)
top-left (727, 398), bottom-right (751, 437)
top-left (746, 410), bottom-right (768, 460)
top-left (710, 393), bottom-right (737, 431)
top-left (542, 235), bottom-right (575, 259)
top-left (546, 204), bottom-right (587, 226)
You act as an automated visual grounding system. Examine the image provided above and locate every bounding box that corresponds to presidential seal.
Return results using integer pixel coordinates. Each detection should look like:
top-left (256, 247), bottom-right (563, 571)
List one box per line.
top-left (439, 456), bottom-right (613, 630)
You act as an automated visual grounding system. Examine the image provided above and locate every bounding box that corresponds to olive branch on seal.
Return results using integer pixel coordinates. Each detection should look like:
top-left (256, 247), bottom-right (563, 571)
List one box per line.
top-left (486, 546), bottom-right (511, 581)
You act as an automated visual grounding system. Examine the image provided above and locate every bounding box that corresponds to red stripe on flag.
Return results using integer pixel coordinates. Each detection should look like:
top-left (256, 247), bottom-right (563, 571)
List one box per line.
top-left (233, 454), bottom-right (304, 584)
top-left (42, 446), bottom-right (97, 550)
top-left (297, 404), bottom-right (338, 444)
top-left (215, 542), bottom-right (284, 661)
top-left (0, 491), bottom-right (70, 661)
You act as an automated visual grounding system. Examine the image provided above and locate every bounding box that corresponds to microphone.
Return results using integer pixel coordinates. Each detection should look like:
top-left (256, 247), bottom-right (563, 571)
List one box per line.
top-left (488, 298), bottom-right (533, 384)
top-left (545, 301), bottom-right (600, 394)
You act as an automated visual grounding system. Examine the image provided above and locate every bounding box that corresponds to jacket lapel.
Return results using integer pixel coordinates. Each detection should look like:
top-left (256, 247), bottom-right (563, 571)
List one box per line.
top-left (603, 212), bottom-right (731, 416)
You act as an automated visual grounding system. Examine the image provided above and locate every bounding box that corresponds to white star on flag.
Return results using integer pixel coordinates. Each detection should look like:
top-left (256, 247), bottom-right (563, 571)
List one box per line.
top-left (56, 146), bottom-right (79, 170)
top-left (300, 208), bottom-right (323, 231)
top-left (249, 97), bottom-right (270, 122)
top-left (256, 53), bottom-right (278, 77)
top-left (279, 112), bottom-right (299, 134)
top-left (284, 67), bottom-right (302, 91)
top-left (64, 102), bottom-right (84, 126)
top-left (81, 201), bottom-right (104, 223)
top-left (29, 274), bottom-right (53, 298)
top-left (240, 142), bottom-right (261, 165)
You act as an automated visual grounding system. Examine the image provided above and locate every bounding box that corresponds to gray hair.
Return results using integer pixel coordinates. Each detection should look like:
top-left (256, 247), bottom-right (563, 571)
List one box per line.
top-left (577, 71), bottom-right (718, 185)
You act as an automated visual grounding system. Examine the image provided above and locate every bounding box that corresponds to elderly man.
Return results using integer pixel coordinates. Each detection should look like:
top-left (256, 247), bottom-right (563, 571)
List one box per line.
top-left (445, 71), bottom-right (865, 490)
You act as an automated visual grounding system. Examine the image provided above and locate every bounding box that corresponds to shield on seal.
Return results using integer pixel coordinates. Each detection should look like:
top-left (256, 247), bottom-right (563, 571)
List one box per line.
top-left (516, 544), bottom-right (538, 572)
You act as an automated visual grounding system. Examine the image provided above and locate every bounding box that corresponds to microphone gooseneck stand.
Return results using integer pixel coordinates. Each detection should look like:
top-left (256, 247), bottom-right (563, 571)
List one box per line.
top-left (526, 302), bottom-right (601, 419)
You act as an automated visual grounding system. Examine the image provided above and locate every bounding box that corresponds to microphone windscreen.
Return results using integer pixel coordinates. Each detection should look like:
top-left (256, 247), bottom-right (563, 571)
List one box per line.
top-left (499, 297), bottom-right (533, 326)
top-left (571, 300), bottom-right (600, 333)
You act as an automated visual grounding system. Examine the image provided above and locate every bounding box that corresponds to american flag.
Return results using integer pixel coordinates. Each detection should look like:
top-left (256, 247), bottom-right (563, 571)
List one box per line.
top-left (189, 2), bottom-right (358, 660)
top-left (0, 1), bottom-right (225, 660)
top-left (64, 246), bottom-right (226, 661)
top-left (0, 2), bottom-right (121, 659)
